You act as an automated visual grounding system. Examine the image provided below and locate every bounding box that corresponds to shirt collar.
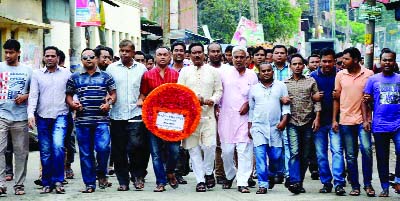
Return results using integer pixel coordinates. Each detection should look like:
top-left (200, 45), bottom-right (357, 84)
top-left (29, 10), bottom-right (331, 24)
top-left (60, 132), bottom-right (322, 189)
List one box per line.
top-left (80, 66), bottom-right (101, 74)
top-left (272, 62), bottom-right (288, 70)
top-left (316, 67), bottom-right (337, 76)
top-left (342, 66), bottom-right (367, 77)
top-left (42, 66), bottom-right (61, 73)
top-left (289, 74), bottom-right (306, 80)
top-left (116, 59), bottom-right (138, 69)
top-left (259, 80), bottom-right (275, 89)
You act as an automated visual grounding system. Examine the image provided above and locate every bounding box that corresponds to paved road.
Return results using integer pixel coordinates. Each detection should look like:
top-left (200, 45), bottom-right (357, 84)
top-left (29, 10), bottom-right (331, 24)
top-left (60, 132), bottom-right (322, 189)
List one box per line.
top-left (2, 143), bottom-right (399, 201)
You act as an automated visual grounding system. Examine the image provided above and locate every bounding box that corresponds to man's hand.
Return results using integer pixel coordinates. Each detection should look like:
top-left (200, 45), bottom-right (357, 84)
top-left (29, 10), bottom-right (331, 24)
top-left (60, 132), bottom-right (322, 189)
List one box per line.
top-left (312, 118), bottom-right (320, 132)
top-left (136, 98), bottom-right (144, 107)
top-left (280, 96), bottom-right (291, 105)
top-left (100, 103), bottom-right (111, 112)
top-left (198, 95), bottom-right (204, 106)
top-left (204, 99), bottom-right (214, 106)
top-left (332, 90), bottom-right (340, 100)
top-left (71, 100), bottom-right (83, 111)
top-left (312, 91), bottom-right (324, 102)
top-left (239, 102), bottom-right (249, 115)
top-left (15, 94), bottom-right (28, 105)
top-left (28, 117), bottom-right (36, 129)
top-left (332, 121), bottom-right (339, 133)
top-left (248, 122), bottom-right (253, 140)
top-left (276, 121), bottom-right (285, 131)
top-left (363, 121), bottom-right (371, 132)
top-left (363, 94), bottom-right (372, 103)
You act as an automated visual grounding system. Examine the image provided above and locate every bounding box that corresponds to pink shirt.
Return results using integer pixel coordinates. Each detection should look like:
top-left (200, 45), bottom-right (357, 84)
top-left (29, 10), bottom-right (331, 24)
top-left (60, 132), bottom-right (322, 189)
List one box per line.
top-left (218, 67), bottom-right (258, 143)
top-left (335, 67), bottom-right (373, 125)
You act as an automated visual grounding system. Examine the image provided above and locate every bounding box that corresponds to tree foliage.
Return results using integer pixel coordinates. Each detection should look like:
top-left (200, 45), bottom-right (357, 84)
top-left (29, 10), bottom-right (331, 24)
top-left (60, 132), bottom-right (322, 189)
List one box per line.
top-left (335, 9), bottom-right (366, 44)
top-left (198, 0), bottom-right (302, 43)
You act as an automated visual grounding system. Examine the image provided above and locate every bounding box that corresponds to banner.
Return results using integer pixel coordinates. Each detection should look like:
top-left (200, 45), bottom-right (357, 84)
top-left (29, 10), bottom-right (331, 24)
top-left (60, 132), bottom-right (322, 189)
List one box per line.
top-left (231, 17), bottom-right (264, 47)
top-left (75, 0), bottom-right (101, 27)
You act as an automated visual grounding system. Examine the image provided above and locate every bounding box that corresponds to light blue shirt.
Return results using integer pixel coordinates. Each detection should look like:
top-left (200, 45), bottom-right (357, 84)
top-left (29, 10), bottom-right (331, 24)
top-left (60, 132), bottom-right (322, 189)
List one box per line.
top-left (249, 80), bottom-right (290, 147)
top-left (106, 60), bottom-right (147, 120)
top-left (0, 62), bottom-right (32, 121)
top-left (272, 62), bottom-right (292, 81)
top-left (28, 66), bottom-right (71, 119)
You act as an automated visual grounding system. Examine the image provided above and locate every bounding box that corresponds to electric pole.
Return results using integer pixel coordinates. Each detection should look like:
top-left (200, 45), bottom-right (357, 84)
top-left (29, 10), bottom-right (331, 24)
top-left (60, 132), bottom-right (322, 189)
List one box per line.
top-left (69, 0), bottom-right (83, 72)
top-left (162, 0), bottom-right (170, 46)
top-left (364, 0), bottom-right (376, 69)
top-left (314, 0), bottom-right (320, 38)
top-left (249, 0), bottom-right (259, 23)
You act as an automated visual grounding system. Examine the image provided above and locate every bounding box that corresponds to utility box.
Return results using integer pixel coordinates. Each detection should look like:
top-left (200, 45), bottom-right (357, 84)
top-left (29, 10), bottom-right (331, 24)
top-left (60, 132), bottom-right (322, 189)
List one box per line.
top-left (306, 38), bottom-right (339, 55)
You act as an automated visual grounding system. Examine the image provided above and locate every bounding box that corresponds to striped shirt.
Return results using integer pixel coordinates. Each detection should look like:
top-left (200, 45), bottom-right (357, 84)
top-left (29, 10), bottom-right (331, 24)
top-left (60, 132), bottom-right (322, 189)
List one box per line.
top-left (140, 66), bottom-right (179, 96)
top-left (284, 75), bottom-right (321, 126)
top-left (66, 67), bottom-right (116, 126)
top-left (272, 62), bottom-right (292, 81)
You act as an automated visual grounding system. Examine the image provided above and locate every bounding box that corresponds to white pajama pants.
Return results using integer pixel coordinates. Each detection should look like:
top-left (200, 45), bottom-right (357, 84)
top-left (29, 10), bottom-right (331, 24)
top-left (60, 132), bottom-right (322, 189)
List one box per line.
top-left (188, 145), bottom-right (216, 183)
top-left (221, 142), bottom-right (253, 187)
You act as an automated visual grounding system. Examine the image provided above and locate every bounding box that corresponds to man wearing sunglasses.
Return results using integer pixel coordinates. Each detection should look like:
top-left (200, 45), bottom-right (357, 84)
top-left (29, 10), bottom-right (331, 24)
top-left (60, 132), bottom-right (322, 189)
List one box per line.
top-left (66, 48), bottom-right (116, 193)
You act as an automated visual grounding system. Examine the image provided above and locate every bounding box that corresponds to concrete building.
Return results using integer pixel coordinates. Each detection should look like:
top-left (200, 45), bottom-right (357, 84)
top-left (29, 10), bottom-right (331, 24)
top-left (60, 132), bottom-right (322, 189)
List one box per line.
top-left (0, 0), bottom-right (51, 69)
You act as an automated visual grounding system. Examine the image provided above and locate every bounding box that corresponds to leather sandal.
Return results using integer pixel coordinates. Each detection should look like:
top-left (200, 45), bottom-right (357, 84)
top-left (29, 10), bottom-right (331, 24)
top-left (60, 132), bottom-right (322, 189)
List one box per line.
top-left (237, 186), bottom-right (250, 193)
top-left (379, 189), bottom-right (389, 197)
top-left (364, 185), bottom-right (376, 197)
top-left (153, 184), bottom-right (166, 192)
top-left (349, 188), bottom-right (360, 196)
top-left (196, 182), bottom-right (206, 192)
top-left (40, 186), bottom-right (52, 194)
top-left (81, 186), bottom-right (95, 193)
top-left (205, 174), bottom-right (216, 189)
top-left (0, 187), bottom-right (6, 195)
top-left (222, 176), bottom-right (235, 189)
top-left (167, 174), bottom-right (179, 189)
top-left (256, 187), bottom-right (267, 194)
top-left (14, 185), bottom-right (25, 195)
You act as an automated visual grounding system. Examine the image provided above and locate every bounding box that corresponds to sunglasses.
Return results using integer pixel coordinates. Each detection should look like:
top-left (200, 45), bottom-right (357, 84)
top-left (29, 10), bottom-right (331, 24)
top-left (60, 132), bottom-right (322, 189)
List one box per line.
top-left (82, 55), bottom-right (95, 60)
top-left (336, 61), bottom-right (343, 65)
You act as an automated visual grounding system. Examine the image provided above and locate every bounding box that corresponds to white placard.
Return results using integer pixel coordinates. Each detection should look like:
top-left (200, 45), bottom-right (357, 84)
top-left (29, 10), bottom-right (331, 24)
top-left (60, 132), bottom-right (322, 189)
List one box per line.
top-left (156, 112), bottom-right (185, 131)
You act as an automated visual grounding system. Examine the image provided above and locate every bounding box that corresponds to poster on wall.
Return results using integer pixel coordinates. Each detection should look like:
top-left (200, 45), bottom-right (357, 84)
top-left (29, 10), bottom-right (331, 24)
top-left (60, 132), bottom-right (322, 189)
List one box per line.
top-left (75, 0), bottom-right (101, 27)
top-left (231, 17), bottom-right (264, 47)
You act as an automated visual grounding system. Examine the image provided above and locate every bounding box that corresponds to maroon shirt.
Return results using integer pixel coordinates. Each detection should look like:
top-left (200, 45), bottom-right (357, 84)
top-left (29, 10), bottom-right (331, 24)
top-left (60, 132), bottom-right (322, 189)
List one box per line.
top-left (140, 66), bottom-right (179, 96)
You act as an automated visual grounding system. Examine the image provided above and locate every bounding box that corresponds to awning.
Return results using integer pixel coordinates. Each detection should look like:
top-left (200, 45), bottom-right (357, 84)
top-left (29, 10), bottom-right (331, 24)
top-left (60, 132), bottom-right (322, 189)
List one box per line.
top-left (0, 15), bottom-right (52, 29)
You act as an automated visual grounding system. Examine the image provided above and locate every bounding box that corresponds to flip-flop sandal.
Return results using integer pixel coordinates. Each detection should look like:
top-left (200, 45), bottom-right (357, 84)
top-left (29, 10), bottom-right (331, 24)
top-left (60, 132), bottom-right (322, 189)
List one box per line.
top-left (81, 186), bottom-right (95, 193)
top-left (256, 187), bottom-right (267, 194)
top-left (153, 184), bottom-right (166, 192)
top-left (364, 186), bottom-right (376, 197)
top-left (14, 185), bottom-right (25, 195)
top-left (0, 187), bottom-right (6, 195)
top-left (55, 183), bottom-right (65, 194)
top-left (117, 185), bottom-right (129, 191)
top-left (134, 177), bottom-right (145, 190)
top-left (349, 188), bottom-right (360, 196)
top-left (379, 189), bottom-right (389, 197)
top-left (40, 186), bottom-right (52, 194)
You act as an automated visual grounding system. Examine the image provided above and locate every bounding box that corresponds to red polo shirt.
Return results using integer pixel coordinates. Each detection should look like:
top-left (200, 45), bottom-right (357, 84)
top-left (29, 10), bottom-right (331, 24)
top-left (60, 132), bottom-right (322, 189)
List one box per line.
top-left (140, 66), bottom-right (179, 96)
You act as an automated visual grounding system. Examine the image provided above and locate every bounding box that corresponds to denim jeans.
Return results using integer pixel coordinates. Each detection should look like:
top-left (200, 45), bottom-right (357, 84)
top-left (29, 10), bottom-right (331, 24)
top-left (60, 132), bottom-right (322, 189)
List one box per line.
top-left (287, 123), bottom-right (314, 184)
top-left (374, 131), bottom-right (400, 189)
top-left (37, 115), bottom-right (68, 187)
top-left (76, 123), bottom-right (111, 188)
top-left (314, 124), bottom-right (345, 187)
top-left (65, 112), bottom-right (75, 167)
top-left (254, 144), bottom-right (282, 188)
top-left (340, 124), bottom-right (373, 189)
top-left (148, 131), bottom-right (180, 185)
top-left (110, 117), bottom-right (149, 186)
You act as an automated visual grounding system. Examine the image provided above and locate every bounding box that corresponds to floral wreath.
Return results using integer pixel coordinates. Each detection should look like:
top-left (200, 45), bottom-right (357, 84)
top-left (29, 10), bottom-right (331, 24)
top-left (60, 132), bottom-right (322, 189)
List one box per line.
top-left (142, 83), bottom-right (201, 142)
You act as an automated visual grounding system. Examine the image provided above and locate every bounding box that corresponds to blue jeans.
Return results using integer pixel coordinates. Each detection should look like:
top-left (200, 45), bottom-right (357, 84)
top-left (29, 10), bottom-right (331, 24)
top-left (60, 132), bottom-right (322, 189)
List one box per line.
top-left (272, 128), bottom-right (288, 177)
top-left (76, 123), bottom-right (111, 188)
top-left (314, 124), bottom-right (345, 187)
top-left (340, 124), bottom-right (373, 189)
top-left (148, 132), bottom-right (180, 185)
top-left (374, 130), bottom-right (400, 189)
top-left (37, 115), bottom-right (68, 187)
top-left (287, 123), bottom-right (314, 184)
top-left (255, 144), bottom-right (282, 188)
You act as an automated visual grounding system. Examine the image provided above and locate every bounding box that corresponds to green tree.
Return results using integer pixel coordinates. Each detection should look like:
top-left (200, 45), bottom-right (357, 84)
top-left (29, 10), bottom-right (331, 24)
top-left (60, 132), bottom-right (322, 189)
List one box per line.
top-left (335, 9), bottom-right (366, 44)
top-left (198, 0), bottom-right (303, 43)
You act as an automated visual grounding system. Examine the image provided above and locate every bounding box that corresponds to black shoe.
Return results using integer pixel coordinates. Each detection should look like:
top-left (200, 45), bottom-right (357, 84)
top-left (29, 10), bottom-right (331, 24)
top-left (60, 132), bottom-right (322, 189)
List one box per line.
top-left (34, 179), bottom-right (42, 186)
top-left (284, 177), bottom-right (290, 188)
top-left (248, 178), bottom-right (256, 188)
top-left (299, 187), bottom-right (306, 193)
top-left (389, 173), bottom-right (395, 181)
top-left (268, 177), bottom-right (275, 189)
top-left (204, 173), bottom-right (216, 189)
top-left (311, 171), bottom-right (319, 180)
top-left (273, 175), bottom-right (284, 184)
top-left (176, 175), bottom-right (187, 184)
top-left (288, 183), bottom-right (301, 194)
top-left (216, 176), bottom-right (227, 185)
top-left (335, 185), bottom-right (346, 196)
top-left (319, 184), bottom-right (333, 193)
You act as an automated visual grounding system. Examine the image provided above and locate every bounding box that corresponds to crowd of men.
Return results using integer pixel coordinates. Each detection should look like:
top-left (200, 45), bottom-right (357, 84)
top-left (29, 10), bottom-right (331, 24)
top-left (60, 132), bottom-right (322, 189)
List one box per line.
top-left (0, 38), bottom-right (399, 198)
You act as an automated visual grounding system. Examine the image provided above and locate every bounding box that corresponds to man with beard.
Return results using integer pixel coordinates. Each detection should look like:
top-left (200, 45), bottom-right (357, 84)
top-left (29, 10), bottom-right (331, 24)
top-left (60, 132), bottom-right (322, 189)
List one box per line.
top-left (249, 62), bottom-right (290, 194)
top-left (66, 48), bottom-right (116, 193)
top-left (178, 43), bottom-right (222, 192)
top-left (106, 40), bottom-right (148, 191)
